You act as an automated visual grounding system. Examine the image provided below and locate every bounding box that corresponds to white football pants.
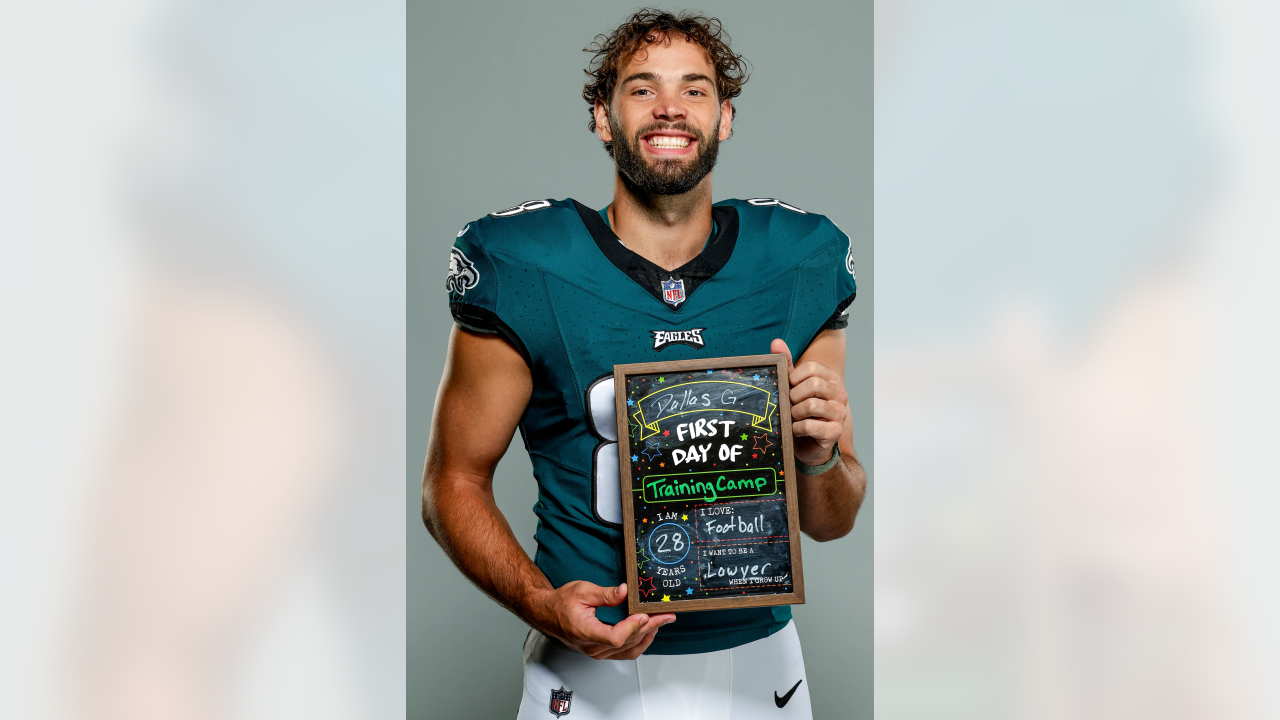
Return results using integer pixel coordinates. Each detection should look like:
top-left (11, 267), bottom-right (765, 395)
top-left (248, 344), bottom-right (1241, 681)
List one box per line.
top-left (516, 620), bottom-right (812, 720)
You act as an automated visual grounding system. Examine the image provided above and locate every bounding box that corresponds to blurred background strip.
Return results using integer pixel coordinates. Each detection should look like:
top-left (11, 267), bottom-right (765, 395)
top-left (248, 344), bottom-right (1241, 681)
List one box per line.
top-left (0, 0), bottom-right (404, 718)
top-left (876, 0), bottom-right (1279, 718)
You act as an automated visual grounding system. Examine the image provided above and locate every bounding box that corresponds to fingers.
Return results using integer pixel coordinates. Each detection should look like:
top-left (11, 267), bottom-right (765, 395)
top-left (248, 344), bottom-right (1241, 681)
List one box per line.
top-left (791, 397), bottom-right (846, 424)
top-left (609, 614), bottom-right (670, 655)
top-left (792, 418), bottom-right (843, 446)
top-left (609, 613), bottom-right (660, 647)
top-left (789, 360), bottom-right (841, 388)
top-left (789, 375), bottom-right (846, 404)
top-left (566, 613), bottom-right (648, 657)
top-left (602, 627), bottom-right (661, 661)
top-left (592, 615), bottom-right (674, 660)
top-left (770, 339), bottom-right (794, 374)
top-left (581, 616), bottom-right (663, 659)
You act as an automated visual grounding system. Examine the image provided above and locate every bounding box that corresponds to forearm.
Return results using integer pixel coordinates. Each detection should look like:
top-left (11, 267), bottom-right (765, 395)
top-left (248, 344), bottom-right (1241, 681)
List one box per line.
top-left (422, 471), bottom-right (555, 627)
top-left (796, 443), bottom-right (866, 541)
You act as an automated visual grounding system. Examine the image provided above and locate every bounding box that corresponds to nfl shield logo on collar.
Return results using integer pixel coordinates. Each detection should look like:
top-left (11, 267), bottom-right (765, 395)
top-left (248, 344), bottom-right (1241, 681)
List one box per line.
top-left (660, 276), bottom-right (686, 308)
top-left (549, 686), bottom-right (573, 717)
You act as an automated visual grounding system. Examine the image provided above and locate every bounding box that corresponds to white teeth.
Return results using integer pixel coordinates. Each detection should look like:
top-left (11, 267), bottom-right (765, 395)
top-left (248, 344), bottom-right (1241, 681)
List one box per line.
top-left (647, 136), bottom-right (690, 148)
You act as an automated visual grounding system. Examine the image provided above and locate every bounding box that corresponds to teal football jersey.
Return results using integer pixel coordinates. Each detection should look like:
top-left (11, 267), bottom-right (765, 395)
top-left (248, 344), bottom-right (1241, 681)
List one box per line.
top-left (445, 197), bottom-right (856, 654)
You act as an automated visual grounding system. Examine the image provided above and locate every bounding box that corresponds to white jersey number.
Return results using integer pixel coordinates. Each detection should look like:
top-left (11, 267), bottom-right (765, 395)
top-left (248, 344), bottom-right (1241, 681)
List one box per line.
top-left (745, 197), bottom-right (808, 214)
top-left (489, 199), bottom-right (551, 218)
top-left (585, 375), bottom-right (622, 527)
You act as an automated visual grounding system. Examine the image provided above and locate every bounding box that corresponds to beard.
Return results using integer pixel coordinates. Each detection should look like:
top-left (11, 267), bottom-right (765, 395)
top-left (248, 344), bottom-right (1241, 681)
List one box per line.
top-left (610, 116), bottom-right (720, 196)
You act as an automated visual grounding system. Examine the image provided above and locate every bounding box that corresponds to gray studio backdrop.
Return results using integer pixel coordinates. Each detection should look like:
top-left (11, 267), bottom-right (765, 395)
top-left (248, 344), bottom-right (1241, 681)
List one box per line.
top-left (408, 2), bottom-right (872, 717)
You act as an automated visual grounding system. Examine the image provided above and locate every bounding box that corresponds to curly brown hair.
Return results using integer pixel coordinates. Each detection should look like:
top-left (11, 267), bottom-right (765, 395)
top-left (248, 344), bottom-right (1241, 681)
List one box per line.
top-left (583, 8), bottom-right (750, 156)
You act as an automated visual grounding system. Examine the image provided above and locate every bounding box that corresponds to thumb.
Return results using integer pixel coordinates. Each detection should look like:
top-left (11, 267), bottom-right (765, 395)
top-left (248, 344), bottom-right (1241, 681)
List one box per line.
top-left (591, 582), bottom-right (627, 608)
top-left (770, 338), bottom-right (794, 375)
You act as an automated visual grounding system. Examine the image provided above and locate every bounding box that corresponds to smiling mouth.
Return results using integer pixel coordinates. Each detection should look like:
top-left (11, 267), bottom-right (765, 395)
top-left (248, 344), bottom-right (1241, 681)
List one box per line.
top-left (646, 135), bottom-right (692, 149)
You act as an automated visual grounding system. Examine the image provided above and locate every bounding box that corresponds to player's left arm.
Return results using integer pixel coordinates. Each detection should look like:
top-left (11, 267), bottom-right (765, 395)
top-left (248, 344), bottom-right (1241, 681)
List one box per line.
top-left (771, 331), bottom-right (867, 541)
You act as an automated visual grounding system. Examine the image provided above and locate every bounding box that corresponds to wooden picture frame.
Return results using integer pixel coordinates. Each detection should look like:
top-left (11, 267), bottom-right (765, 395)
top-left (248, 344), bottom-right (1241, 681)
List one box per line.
top-left (614, 353), bottom-right (805, 614)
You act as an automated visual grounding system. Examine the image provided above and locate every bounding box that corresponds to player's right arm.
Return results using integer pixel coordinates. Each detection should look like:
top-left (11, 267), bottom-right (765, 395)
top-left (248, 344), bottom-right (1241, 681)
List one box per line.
top-left (421, 326), bottom-right (674, 660)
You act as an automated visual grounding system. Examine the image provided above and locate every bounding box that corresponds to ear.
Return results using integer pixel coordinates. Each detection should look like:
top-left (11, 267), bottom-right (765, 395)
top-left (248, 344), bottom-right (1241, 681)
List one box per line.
top-left (718, 98), bottom-right (733, 141)
top-left (594, 100), bottom-right (613, 143)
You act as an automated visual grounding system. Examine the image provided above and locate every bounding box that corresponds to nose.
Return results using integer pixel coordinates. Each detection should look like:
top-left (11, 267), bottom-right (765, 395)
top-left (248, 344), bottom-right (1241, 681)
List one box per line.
top-left (653, 89), bottom-right (687, 122)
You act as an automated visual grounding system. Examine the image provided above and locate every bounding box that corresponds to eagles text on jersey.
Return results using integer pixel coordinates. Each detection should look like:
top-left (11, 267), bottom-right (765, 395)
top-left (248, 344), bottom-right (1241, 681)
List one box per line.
top-left (445, 198), bottom-right (856, 654)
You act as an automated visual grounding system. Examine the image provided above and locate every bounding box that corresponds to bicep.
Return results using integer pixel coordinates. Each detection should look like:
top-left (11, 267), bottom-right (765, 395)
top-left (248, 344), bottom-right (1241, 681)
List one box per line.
top-left (425, 325), bottom-right (532, 492)
top-left (797, 328), bottom-right (847, 380)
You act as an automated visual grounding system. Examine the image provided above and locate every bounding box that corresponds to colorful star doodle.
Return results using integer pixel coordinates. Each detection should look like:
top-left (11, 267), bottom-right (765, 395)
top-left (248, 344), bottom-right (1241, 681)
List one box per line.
top-left (659, 462), bottom-right (665, 467)
top-left (663, 430), bottom-right (670, 436)
top-left (661, 595), bottom-right (670, 602)
top-left (641, 442), bottom-right (662, 461)
top-left (627, 398), bottom-right (634, 406)
top-left (639, 576), bottom-right (656, 595)
top-left (631, 455), bottom-right (638, 462)
top-left (686, 587), bottom-right (694, 595)
top-left (659, 376), bottom-right (665, 382)
top-left (753, 434), bottom-right (774, 454)
top-left (681, 514), bottom-right (687, 520)
top-left (740, 433), bottom-right (748, 441)
top-left (706, 369), bottom-right (713, 374)
top-left (753, 373), bottom-right (760, 380)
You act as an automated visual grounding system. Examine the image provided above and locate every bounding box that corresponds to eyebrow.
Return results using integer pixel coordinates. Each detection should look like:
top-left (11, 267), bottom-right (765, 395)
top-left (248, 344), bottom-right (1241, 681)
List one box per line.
top-left (620, 71), bottom-right (716, 87)
top-left (620, 71), bottom-right (659, 86)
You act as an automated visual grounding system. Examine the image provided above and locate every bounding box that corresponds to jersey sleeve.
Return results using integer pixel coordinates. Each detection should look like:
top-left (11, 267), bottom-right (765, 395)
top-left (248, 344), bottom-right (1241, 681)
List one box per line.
top-left (822, 221), bottom-right (858, 330)
top-left (445, 221), bottom-right (532, 363)
top-left (446, 222), bottom-right (498, 329)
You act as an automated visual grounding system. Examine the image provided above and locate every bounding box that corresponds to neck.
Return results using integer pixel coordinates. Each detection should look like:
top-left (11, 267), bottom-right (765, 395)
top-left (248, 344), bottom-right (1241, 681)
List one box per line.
top-left (608, 173), bottom-right (714, 272)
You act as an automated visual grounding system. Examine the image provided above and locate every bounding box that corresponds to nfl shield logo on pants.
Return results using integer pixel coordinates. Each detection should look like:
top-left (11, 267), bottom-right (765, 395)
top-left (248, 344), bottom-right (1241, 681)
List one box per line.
top-left (549, 686), bottom-right (573, 717)
top-left (661, 276), bottom-right (686, 307)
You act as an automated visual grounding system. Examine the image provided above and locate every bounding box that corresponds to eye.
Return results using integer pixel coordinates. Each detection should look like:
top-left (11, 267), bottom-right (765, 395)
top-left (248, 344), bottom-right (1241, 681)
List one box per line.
top-left (688, 89), bottom-right (705, 96)
top-left (634, 88), bottom-right (653, 96)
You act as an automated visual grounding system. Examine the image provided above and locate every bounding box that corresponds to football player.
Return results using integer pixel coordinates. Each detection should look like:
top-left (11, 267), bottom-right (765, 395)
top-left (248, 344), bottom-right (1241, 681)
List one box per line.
top-left (422, 9), bottom-right (866, 719)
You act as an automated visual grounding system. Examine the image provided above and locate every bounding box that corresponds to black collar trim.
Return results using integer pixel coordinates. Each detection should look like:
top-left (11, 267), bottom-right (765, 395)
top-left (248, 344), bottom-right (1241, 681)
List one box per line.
top-left (572, 199), bottom-right (739, 309)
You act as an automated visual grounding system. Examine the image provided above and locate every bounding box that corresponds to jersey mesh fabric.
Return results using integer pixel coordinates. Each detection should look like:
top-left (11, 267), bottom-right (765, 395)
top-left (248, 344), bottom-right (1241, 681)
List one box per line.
top-left (445, 198), bottom-right (856, 654)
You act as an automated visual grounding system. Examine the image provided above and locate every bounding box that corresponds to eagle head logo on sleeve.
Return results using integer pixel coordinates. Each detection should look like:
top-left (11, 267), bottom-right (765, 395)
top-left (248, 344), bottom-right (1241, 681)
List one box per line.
top-left (446, 247), bottom-right (480, 296)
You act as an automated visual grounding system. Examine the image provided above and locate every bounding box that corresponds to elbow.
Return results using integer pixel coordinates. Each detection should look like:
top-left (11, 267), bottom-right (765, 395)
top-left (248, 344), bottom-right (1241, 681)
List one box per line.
top-left (420, 464), bottom-right (445, 540)
top-left (806, 516), bottom-right (855, 543)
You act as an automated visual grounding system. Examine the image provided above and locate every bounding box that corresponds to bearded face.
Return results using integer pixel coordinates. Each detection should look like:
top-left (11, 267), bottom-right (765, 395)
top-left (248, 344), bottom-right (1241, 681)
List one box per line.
top-left (609, 114), bottom-right (721, 196)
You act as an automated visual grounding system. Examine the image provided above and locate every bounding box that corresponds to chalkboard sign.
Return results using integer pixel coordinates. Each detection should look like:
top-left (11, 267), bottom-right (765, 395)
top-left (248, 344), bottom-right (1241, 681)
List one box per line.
top-left (613, 354), bottom-right (804, 614)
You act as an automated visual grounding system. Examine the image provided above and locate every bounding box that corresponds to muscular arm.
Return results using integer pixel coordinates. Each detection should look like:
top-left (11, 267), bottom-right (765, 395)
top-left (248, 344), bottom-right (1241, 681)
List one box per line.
top-left (421, 326), bottom-right (672, 659)
top-left (773, 330), bottom-right (867, 541)
top-left (74, 286), bottom-right (341, 720)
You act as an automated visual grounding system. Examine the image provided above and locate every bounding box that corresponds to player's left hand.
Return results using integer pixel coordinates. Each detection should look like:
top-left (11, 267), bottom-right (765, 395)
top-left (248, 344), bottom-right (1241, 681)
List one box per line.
top-left (771, 338), bottom-right (847, 468)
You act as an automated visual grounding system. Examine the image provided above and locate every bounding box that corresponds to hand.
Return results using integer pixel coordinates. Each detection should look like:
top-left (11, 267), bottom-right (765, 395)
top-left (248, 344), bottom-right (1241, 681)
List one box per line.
top-left (771, 339), bottom-right (849, 467)
top-left (532, 581), bottom-right (675, 660)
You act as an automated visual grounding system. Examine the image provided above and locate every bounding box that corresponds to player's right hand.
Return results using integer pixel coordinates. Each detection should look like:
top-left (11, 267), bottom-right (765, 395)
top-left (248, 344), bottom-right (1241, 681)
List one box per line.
top-left (533, 581), bottom-right (675, 660)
